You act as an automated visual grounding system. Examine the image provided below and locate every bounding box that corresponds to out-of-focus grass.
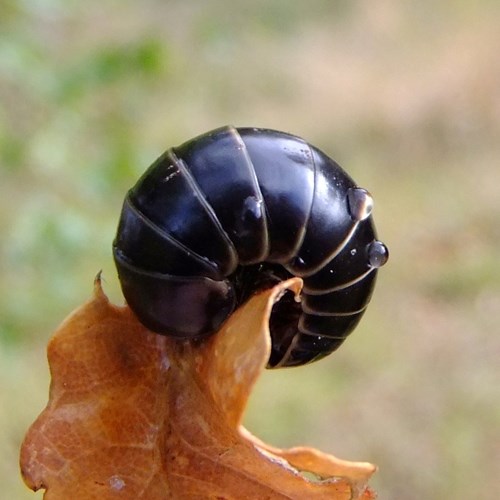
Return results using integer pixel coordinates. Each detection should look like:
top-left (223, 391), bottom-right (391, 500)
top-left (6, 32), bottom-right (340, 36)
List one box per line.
top-left (1, 1), bottom-right (499, 499)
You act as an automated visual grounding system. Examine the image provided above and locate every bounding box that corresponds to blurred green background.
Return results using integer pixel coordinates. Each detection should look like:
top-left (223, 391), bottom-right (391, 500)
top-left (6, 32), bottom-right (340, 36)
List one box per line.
top-left (1, 1), bottom-right (499, 498)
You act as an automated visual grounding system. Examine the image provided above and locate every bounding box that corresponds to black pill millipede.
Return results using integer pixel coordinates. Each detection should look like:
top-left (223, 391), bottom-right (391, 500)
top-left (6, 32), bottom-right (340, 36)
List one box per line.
top-left (113, 126), bottom-right (388, 368)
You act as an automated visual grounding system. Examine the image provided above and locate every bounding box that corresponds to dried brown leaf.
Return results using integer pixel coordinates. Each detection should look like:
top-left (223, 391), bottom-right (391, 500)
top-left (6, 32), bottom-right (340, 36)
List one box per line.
top-left (20, 276), bottom-right (377, 499)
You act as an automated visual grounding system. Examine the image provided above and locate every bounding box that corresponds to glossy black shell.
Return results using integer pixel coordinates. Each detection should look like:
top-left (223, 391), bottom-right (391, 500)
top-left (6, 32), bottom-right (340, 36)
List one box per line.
top-left (113, 126), bottom-right (388, 368)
